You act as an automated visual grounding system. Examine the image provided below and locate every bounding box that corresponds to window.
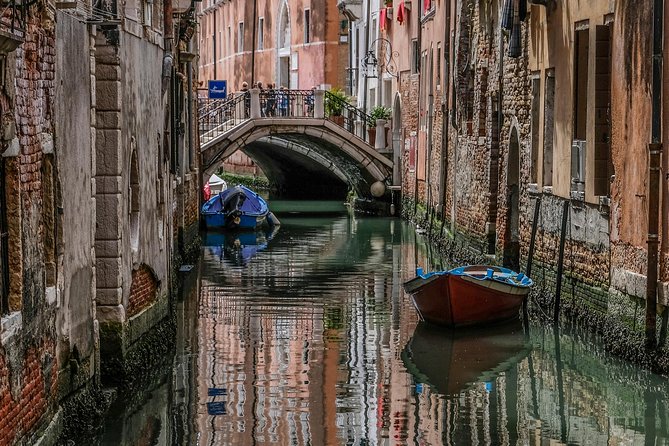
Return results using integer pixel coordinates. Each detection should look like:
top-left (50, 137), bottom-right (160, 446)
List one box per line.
top-left (530, 73), bottom-right (540, 184)
top-left (1, 159), bottom-right (9, 315)
top-left (572, 25), bottom-right (589, 193)
top-left (594, 23), bottom-right (613, 196)
top-left (238, 22), bottom-right (245, 53)
top-left (143, 0), bottom-right (152, 26)
top-left (573, 26), bottom-right (589, 141)
top-left (543, 70), bottom-right (555, 186)
top-left (211, 33), bottom-right (216, 65)
top-left (411, 39), bottom-right (419, 74)
top-left (436, 43), bottom-right (441, 89)
top-left (304, 9), bottom-right (310, 44)
top-left (258, 17), bottom-right (264, 50)
top-left (228, 26), bottom-right (232, 55)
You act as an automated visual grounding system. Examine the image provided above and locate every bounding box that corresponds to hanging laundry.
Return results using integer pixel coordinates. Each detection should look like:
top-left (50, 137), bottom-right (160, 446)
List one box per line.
top-left (380, 7), bottom-right (387, 30)
top-left (423, 0), bottom-right (431, 14)
top-left (396, 0), bottom-right (406, 24)
top-left (501, 0), bottom-right (514, 31)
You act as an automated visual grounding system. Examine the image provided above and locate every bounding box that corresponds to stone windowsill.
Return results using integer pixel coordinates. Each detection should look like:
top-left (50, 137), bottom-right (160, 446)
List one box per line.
top-left (1, 311), bottom-right (22, 346)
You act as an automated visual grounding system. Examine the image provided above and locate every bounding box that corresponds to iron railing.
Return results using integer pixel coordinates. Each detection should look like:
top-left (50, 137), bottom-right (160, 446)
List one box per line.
top-left (198, 89), bottom-right (379, 146)
top-left (199, 93), bottom-right (247, 145)
top-left (259, 89), bottom-right (315, 118)
top-left (324, 90), bottom-right (373, 142)
top-left (0, 0), bottom-right (40, 37)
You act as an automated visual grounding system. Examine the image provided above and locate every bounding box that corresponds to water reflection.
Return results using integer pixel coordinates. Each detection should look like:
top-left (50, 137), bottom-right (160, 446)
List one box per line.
top-left (203, 226), bottom-right (279, 266)
top-left (95, 208), bottom-right (669, 446)
top-left (402, 321), bottom-right (529, 397)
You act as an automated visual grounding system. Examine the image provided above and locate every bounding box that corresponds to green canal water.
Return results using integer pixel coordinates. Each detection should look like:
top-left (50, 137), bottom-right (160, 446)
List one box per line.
top-left (96, 202), bottom-right (669, 445)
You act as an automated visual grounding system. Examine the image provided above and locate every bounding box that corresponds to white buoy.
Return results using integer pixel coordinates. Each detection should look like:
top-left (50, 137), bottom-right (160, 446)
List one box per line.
top-left (370, 181), bottom-right (386, 198)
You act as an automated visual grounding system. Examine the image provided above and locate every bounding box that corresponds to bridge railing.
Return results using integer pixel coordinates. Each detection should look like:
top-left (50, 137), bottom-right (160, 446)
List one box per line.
top-left (199, 93), bottom-right (247, 144)
top-left (198, 89), bottom-right (387, 148)
top-left (259, 89), bottom-right (315, 118)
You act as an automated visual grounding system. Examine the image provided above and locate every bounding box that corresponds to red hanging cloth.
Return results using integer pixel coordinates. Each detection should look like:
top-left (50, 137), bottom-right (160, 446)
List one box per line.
top-left (396, 0), bottom-right (406, 24)
top-left (380, 7), bottom-right (387, 30)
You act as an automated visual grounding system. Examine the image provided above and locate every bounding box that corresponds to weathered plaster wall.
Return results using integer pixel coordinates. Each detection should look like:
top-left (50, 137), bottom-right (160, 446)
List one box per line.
top-left (119, 33), bottom-right (169, 303)
top-left (54, 11), bottom-right (96, 380)
top-left (609, 2), bottom-right (653, 279)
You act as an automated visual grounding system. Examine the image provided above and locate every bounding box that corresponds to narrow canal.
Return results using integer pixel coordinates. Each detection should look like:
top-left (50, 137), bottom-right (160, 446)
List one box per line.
top-left (96, 203), bottom-right (669, 445)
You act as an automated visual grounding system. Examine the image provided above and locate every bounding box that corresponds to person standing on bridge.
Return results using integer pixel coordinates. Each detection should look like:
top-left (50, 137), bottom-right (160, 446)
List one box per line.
top-left (241, 81), bottom-right (250, 118)
top-left (278, 86), bottom-right (289, 117)
top-left (305, 86), bottom-right (315, 116)
top-left (265, 83), bottom-right (276, 117)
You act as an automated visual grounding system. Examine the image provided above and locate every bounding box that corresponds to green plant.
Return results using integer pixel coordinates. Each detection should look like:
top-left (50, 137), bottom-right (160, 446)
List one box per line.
top-left (368, 105), bottom-right (392, 127)
top-left (325, 87), bottom-right (349, 116)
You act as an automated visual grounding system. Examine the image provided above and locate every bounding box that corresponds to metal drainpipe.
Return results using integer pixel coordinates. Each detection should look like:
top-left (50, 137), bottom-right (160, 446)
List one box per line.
top-left (213, 10), bottom-right (217, 80)
top-left (439, 1), bottom-right (452, 234)
top-left (414, 1), bottom-right (423, 217)
top-left (251, 0), bottom-right (257, 86)
top-left (363, 0), bottom-right (371, 112)
top-left (647, 0), bottom-right (664, 349)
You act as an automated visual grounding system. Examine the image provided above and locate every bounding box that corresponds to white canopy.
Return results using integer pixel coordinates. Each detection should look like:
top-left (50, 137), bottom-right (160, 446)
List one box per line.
top-left (208, 174), bottom-right (227, 187)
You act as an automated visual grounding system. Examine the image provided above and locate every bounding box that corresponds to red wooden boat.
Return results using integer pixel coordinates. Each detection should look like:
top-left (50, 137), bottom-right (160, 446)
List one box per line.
top-left (403, 265), bottom-right (533, 327)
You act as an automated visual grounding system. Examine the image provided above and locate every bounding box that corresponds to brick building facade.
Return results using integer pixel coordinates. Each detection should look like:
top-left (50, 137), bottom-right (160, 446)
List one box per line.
top-left (356, 0), bottom-right (669, 341)
top-left (0, 0), bottom-right (200, 442)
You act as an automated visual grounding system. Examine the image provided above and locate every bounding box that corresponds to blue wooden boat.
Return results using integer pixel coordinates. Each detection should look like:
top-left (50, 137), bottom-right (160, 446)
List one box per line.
top-left (201, 185), bottom-right (269, 230)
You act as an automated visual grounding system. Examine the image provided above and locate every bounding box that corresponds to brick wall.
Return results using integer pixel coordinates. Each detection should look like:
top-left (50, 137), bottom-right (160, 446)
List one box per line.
top-left (127, 265), bottom-right (159, 318)
top-left (0, 9), bottom-right (60, 445)
top-left (0, 342), bottom-right (57, 445)
top-left (400, 72), bottom-right (419, 204)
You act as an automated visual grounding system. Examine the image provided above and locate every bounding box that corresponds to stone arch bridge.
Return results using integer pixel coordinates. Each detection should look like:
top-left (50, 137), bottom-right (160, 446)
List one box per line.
top-left (198, 89), bottom-right (399, 202)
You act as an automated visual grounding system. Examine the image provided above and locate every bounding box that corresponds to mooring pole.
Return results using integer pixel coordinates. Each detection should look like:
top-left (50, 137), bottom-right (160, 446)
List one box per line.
top-left (523, 197), bottom-right (541, 331)
top-left (554, 200), bottom-right (569, 323)
top-left (526, 197), bottom-right (541, 278)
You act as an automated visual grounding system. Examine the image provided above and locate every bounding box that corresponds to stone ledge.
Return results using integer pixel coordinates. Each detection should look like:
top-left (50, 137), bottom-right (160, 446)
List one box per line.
top-left (0, 311), bottom-right (22, 346)
top-left (31, 407), bottom-right (63, 446)
top-left (97, 304), bottom-right (125, 323)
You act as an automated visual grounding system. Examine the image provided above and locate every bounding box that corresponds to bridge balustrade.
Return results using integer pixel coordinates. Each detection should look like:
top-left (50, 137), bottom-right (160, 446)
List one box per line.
top-left (198, 89), bottom-right (386, 149)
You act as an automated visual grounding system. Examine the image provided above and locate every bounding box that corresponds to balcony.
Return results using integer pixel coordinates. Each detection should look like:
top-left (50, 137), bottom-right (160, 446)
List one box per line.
top-left (0, 0), bottom-right (26, 55)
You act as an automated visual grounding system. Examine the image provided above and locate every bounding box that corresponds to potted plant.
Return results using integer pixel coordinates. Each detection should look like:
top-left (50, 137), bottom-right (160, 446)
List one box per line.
top-left (367, 106), bottom-right (392, 144)
top-left (325, 87), bottom-right (349, 126)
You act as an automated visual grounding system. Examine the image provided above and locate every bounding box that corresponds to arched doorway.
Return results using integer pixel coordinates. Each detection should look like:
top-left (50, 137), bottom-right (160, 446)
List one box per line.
top-left (276, 1), bottom-right (291, 88)
top-left (503, 127), bottom-right (520, 271)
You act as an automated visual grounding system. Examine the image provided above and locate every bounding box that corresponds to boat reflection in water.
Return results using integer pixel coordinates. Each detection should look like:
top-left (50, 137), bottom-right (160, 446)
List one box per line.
top-left (402, 320), bottom-right (529, 396)
top-left (203, 226), bottom-right (279, 266)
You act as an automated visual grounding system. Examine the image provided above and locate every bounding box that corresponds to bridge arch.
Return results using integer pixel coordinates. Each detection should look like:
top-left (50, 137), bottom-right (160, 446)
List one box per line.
top-left (199, 90), bottom-right (396, 201)
top-left (201, 119), bottom-right (393, 198)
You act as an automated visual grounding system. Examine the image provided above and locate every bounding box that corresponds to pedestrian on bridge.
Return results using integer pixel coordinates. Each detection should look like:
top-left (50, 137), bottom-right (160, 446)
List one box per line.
top-left (278, 86), bottom-right (289, 117)
top-left (265, 83), bottom-right (276, 117)
top-left (241, 81), bottom-right (250, 118)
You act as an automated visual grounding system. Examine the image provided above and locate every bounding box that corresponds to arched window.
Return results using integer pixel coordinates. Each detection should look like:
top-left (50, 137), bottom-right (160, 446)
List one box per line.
top-left (129, 150), bottom-right (140, 252)
top-left (278, 2), bottom-right (290, 50)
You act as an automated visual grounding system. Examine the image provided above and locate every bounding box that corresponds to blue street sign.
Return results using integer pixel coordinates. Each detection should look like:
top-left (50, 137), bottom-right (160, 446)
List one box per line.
top-left (208, 80), bottom-right (227, 99)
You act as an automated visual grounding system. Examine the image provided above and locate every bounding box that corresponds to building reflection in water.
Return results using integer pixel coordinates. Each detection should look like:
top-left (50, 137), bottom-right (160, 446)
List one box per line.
top-left (96, 214), bottom-right (669, 445)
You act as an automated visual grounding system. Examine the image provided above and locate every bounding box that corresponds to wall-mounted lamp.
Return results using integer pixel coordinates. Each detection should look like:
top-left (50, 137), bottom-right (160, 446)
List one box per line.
top-left (362, 38), bottom-right (399, 79)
